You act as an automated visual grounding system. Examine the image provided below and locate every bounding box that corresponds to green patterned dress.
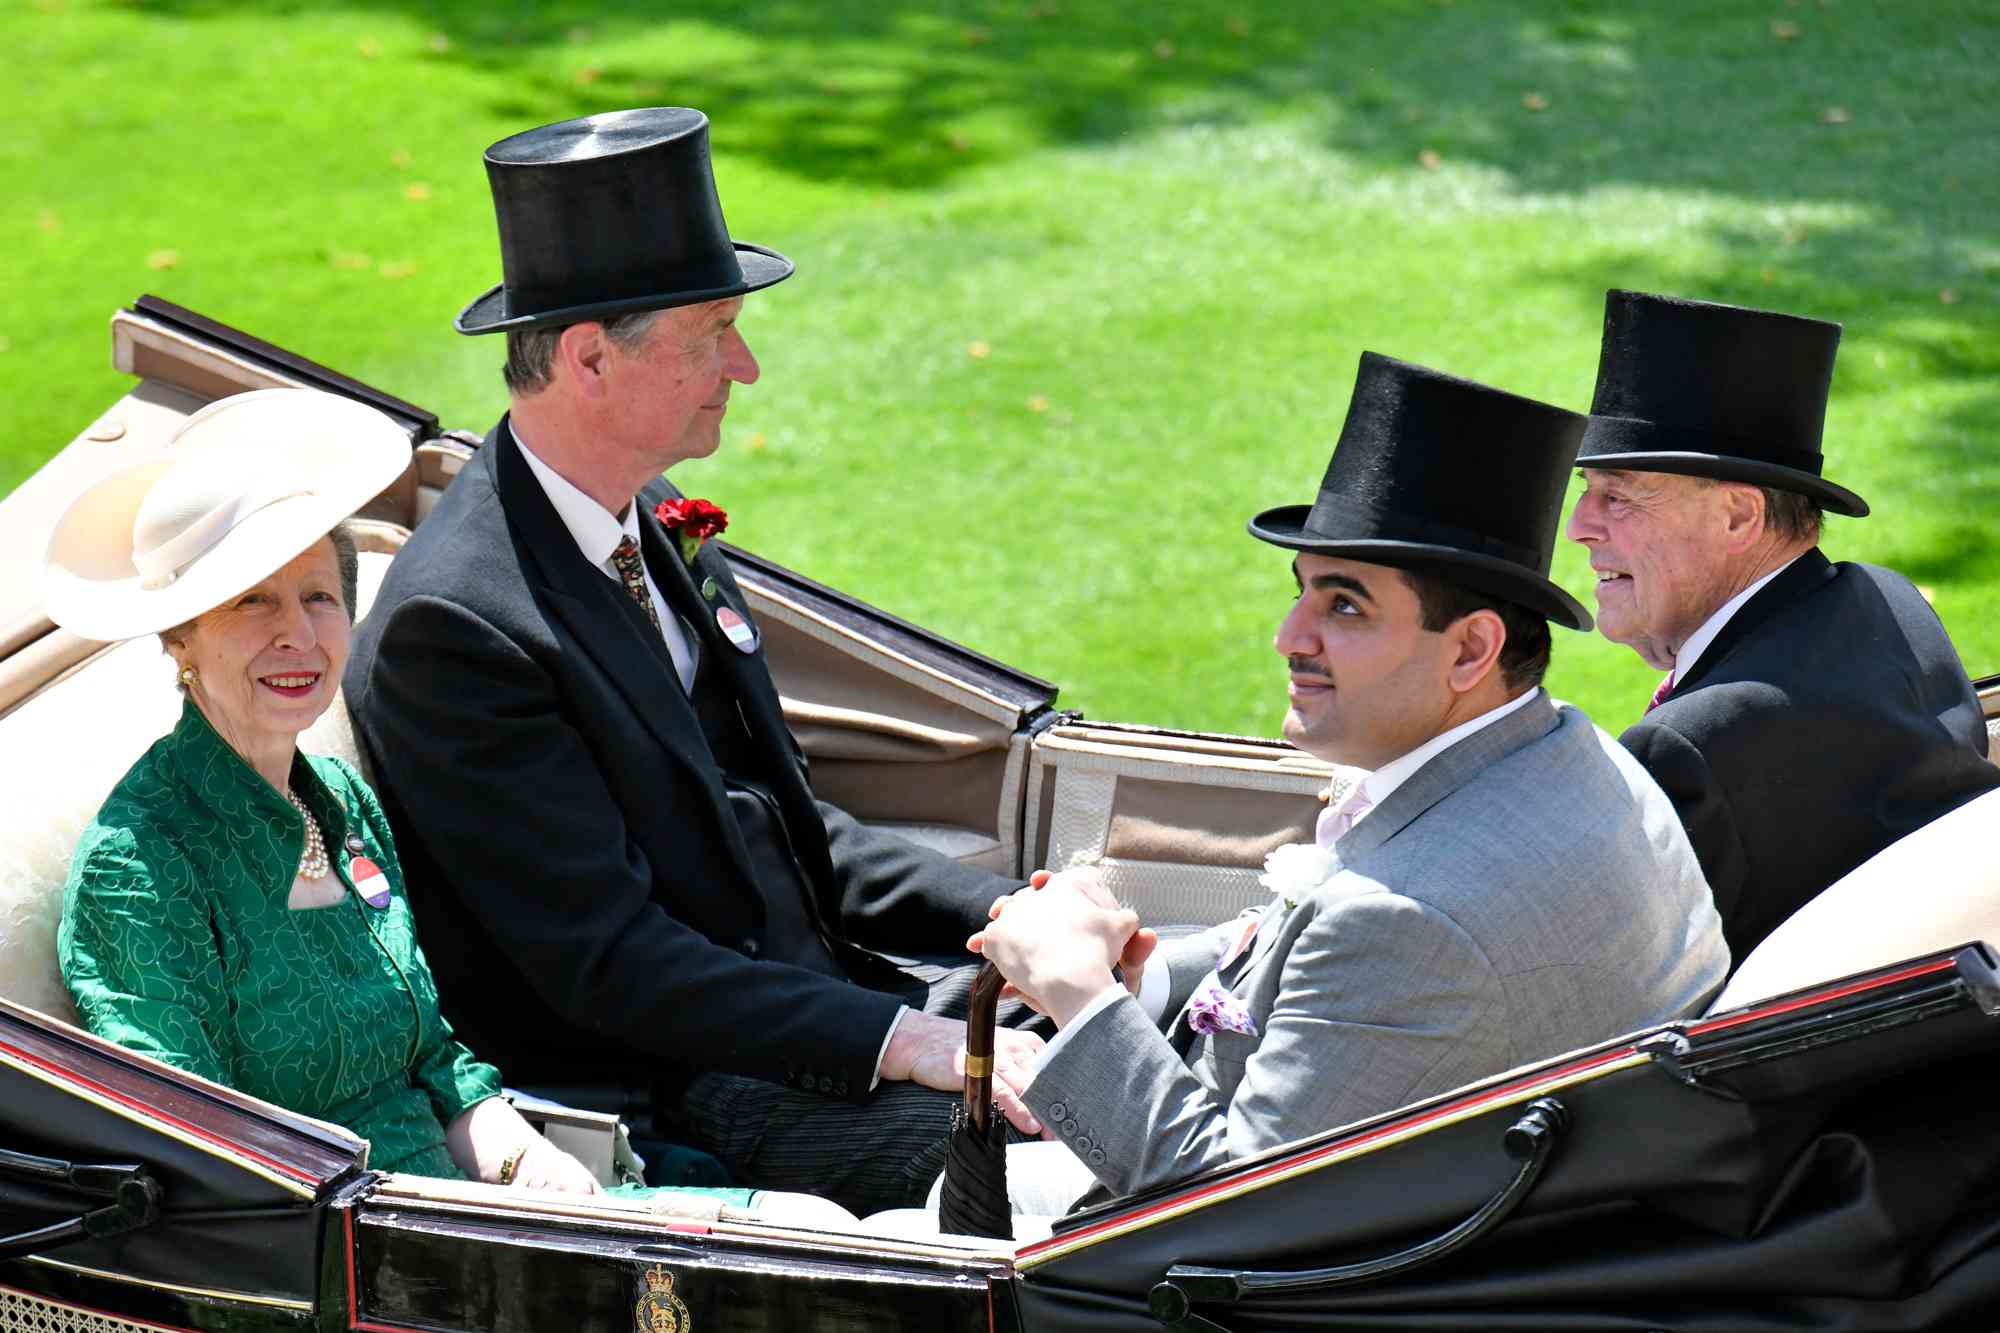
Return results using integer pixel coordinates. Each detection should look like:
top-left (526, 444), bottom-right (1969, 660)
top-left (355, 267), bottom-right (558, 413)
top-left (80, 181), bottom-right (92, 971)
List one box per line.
top-left (60, 702), bottom-right (497, 1175)
top-left (59, 701), bottom-right (749, 1205)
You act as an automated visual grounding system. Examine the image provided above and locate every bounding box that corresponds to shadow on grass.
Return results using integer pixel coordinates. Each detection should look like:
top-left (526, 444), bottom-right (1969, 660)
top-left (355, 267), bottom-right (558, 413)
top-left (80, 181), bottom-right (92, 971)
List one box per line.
top-left (109, 0), bottom-right (1335, 188)
top-left (102, 3), bottom-right (1997, 209)
top-left (111, 3), bottom-right (1995, 272)
top-left (108, 0), bottom-right (1998, 494)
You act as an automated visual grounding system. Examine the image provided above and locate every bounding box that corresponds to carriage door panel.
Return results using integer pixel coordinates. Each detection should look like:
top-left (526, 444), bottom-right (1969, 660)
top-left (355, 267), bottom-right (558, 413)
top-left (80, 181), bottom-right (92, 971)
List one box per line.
top-left (1024, 724), bottom-right (1349, 928)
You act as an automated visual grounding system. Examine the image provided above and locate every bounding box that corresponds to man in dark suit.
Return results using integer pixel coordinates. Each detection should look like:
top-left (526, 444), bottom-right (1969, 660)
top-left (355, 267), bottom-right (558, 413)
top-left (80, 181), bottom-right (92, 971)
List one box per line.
top-left (343, 109), bottom-right (1044, 1215)
top-left (1567, 290), bottom-right (1998, 963)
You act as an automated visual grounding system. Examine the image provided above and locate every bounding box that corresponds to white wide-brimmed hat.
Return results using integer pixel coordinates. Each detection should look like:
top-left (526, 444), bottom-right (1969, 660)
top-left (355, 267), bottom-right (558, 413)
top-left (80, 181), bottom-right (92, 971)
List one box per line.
top-left (41, 388), bottom-right (411, 642)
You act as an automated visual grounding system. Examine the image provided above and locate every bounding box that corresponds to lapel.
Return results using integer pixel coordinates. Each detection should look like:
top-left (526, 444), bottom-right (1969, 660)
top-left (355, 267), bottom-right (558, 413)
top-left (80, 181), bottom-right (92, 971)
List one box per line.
top-left (640, 482), bottom-right (807, 783)
top-left (1335, 689), bottom-right (1561, 861)
top-left (1178, 911), bottom-right (1280, 1056)
top-left (1673, 548), bottom-right (1835, 695)
top-left (639, 489), bottom-right (786, 738)
top-left (634, 481), bottom-right (707, 676)
top-left (636, 477), bottom-right (836, 889)
top-left (490, 421), bottom-right (742, 834)
top-left (1212, 693), bottom-right (1561, 1000)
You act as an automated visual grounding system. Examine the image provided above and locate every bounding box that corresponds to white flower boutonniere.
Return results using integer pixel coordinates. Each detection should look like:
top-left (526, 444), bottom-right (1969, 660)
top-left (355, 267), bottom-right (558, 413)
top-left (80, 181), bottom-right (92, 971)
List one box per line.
top-left (1259, 841), bottom-right (1338, 909)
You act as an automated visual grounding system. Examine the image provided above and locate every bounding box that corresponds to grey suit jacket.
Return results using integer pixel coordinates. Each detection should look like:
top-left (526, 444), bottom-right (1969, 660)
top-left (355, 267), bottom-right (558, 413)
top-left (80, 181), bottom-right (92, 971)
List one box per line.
top-left (1024, 691), bottom-right (1728, 1200)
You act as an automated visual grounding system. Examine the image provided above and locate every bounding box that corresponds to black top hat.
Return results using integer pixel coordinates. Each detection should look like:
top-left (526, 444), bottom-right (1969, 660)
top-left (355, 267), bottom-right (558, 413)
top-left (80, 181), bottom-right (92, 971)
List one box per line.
top-left (1574, 290), bottom-right (1866, 516)
top-left (455, 107), bottom-right (794, 336)
top-left (1249, 353), bottom-right (1592, 631)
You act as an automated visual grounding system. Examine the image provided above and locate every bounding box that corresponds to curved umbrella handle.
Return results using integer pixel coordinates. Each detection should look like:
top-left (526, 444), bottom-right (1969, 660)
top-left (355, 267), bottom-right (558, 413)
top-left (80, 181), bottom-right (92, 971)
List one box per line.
top-left (937, 962), bottom-right (1014, 1239)
top-left (962, 962), bottom-right (1007, 1135)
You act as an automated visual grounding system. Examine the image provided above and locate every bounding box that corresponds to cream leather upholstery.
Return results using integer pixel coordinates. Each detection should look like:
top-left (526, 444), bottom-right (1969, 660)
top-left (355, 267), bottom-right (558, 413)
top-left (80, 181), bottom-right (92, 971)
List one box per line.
top-left (1024, 724), bottom-right (1344, 927)
top-left (1709, 786), bottom-right (2000, 1012)
top-left (0, 553), bottom-right (389, 1022)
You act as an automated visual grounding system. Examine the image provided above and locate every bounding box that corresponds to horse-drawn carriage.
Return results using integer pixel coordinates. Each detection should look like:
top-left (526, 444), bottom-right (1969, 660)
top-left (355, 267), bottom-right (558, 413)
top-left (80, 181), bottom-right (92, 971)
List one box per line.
top-left (2, 298), bottom-right (1997, 1331)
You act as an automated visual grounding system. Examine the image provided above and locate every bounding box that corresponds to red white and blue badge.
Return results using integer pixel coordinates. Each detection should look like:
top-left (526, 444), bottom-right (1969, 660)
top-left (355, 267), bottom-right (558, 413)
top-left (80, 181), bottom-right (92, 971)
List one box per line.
top-left (350, 856), bottom-right (391, 909)
top-left (716, 606), bottom-right (756, 653)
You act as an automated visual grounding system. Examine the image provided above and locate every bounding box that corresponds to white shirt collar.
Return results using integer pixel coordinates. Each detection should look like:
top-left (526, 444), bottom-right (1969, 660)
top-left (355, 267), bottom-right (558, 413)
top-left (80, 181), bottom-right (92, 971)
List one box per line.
top-left (512, 424), bottom-right (698, 689)
top-left (1362, 685), bottom-right (1541, 807)
top-left (1317, 687), bottom-right (1543, 847)
top-left (512, 425), bottom-right (642, 566)
top-left (1673, 555), bottom-right (1800, 682)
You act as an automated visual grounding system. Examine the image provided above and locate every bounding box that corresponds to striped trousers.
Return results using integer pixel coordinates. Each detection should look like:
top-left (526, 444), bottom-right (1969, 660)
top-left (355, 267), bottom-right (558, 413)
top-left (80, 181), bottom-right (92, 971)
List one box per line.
top-left (664, 961), bottom-right (1049, 1216)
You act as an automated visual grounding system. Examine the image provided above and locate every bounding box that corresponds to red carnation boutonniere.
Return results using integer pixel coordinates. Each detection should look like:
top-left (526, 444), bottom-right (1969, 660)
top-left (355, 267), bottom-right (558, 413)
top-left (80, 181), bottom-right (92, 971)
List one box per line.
top-left (654, 498), bottom-right (728, 565)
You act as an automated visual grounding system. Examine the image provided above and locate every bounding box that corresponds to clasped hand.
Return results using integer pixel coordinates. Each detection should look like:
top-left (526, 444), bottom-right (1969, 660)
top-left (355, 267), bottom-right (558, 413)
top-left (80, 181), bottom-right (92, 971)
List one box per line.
top-left (968, 868), bottom-right (1158, 1028)
top-left (881, 869), bottom-right (1158, 1139)
top-left (880, 1008), bottom-right (1048, 1136)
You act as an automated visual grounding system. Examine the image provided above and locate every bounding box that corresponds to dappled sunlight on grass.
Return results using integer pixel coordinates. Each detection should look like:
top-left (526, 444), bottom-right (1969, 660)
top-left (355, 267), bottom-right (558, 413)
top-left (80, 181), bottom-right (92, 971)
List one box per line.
top-left (6, 0), bottom-right (1996, 734)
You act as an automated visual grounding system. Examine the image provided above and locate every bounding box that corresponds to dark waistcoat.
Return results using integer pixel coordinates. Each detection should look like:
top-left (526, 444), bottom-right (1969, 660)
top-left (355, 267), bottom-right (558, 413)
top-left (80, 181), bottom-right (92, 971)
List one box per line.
top-left (678, 623), bottom-right (844, 980)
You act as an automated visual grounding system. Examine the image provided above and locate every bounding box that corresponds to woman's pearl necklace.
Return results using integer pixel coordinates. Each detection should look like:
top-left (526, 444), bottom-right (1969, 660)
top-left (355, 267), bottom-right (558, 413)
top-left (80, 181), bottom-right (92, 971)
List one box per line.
top-left (284, 790), bottom-right (331, 880)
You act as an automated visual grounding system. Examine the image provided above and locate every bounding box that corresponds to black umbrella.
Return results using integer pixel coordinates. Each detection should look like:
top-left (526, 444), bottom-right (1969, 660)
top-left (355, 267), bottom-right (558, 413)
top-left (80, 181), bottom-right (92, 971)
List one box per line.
top-left (936, 962), bottom-right (1011, 1240)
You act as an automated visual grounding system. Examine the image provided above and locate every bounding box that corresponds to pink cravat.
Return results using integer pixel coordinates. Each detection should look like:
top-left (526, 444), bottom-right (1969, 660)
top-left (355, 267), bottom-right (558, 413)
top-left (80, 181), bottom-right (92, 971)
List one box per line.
top-left (1321, 784), bottom-right (1376, 846)
top-left (1647, 671), bottom-right (1676, 713)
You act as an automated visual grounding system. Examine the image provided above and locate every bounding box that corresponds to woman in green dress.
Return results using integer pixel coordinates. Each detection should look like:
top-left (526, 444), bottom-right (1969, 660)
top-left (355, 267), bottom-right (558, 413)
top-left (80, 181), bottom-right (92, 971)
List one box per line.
top-left (43, 387), bottom-right (757, 1203)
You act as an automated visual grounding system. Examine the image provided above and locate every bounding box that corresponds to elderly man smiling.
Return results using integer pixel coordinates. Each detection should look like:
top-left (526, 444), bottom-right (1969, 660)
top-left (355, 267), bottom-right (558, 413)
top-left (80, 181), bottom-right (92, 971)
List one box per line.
top-left (1568, 290), bottom-right (1999, 961)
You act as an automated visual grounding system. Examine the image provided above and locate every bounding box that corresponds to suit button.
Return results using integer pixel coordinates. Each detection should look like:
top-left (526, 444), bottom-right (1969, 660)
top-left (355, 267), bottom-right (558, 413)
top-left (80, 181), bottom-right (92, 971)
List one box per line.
top-left (817, 1075), bottom-right (833, 1093)
top-left (1089, 1149), bottom-right (1107, 1164)
top-left (1061, 1119), bottom-right (1079, 1137)
top-left (835, 1079), bottom-right (849, 1096)
top-left (1075, 1136), bottom-right (1093, 1152)
top-left (742, 938), bottom-right (760, 956)
top-left (1048, 1102), bottom-right (1068, 1120)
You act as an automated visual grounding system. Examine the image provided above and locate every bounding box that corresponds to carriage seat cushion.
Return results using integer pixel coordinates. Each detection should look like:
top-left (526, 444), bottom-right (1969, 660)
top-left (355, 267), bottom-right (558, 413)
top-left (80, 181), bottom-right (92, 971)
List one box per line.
top-left (1709, 785), bottom-right (2000, 1013)
top-left (0, 553), bottom-right (392, 1024)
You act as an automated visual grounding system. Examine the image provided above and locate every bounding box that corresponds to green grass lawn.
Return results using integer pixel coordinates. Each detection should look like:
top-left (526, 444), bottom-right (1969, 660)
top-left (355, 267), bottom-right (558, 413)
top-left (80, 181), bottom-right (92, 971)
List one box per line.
top-left (7, 0), bottom-right (1997, 738)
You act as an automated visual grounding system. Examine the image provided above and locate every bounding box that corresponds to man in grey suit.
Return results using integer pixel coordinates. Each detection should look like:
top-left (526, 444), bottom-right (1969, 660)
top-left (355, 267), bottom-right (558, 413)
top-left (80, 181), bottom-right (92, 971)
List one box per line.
top-left (974, 353), bottom-right (1729, 1210)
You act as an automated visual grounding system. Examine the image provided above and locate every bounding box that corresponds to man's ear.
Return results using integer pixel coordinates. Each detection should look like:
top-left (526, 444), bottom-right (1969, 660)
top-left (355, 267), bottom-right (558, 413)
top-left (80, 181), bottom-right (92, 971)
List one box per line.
top-left (1718, 482), bottom-right (1768, 554)
top-left (555, 322), bottom-right (613, 396)
top-left (1445, 608), bottom-right (1506, 696)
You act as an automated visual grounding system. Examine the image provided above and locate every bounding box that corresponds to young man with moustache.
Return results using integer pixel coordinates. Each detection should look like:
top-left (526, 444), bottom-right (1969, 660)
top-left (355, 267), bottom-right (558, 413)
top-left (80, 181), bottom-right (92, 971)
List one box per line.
top-left (1567, 290), bottom-right (1998, 962)
top-left (971, 353), bottom-right (1729, 1212)
top-left (344, 109), bottom-right (1047, 1216)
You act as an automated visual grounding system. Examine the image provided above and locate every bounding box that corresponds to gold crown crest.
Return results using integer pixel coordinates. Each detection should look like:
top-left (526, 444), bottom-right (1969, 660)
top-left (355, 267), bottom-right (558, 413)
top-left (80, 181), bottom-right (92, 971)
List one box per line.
top-left (643, 1264), bottom-right (676, 1295)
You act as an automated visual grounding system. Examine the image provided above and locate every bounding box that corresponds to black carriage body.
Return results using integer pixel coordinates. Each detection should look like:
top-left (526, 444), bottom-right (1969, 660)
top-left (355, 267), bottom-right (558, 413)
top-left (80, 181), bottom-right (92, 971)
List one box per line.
top-left (343, 1199), bottom-right (1005, 1333)
top-left (5, 949), bottom-right (1999, 1332)
top-left (0, 1004), bottom-right (359, 1332)
top-left (1011, 947), bottom-right (2000, 1332)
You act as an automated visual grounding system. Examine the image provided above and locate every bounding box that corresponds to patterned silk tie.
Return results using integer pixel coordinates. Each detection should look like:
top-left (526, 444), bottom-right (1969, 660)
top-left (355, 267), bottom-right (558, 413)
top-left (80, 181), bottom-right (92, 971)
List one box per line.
top-left (610, 536), bottom-right (663, 636)
top-left (1647, 671), bottom-right (1676, 712)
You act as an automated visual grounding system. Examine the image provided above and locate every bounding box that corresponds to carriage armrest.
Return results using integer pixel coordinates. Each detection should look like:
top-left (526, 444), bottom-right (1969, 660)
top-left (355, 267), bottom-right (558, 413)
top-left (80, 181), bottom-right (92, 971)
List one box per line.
top-left (501, 1089), bottom-right (643, 1189)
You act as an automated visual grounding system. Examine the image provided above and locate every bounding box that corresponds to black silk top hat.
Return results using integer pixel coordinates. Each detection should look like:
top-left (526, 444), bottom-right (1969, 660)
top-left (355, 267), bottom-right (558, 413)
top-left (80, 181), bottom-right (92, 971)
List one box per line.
top-left (1575, 289), bottom-right (1867, 516)
top-left (455, 107), bottom-right (794, 335)
top-left (1249, 353), bottom-right (1593, 631)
